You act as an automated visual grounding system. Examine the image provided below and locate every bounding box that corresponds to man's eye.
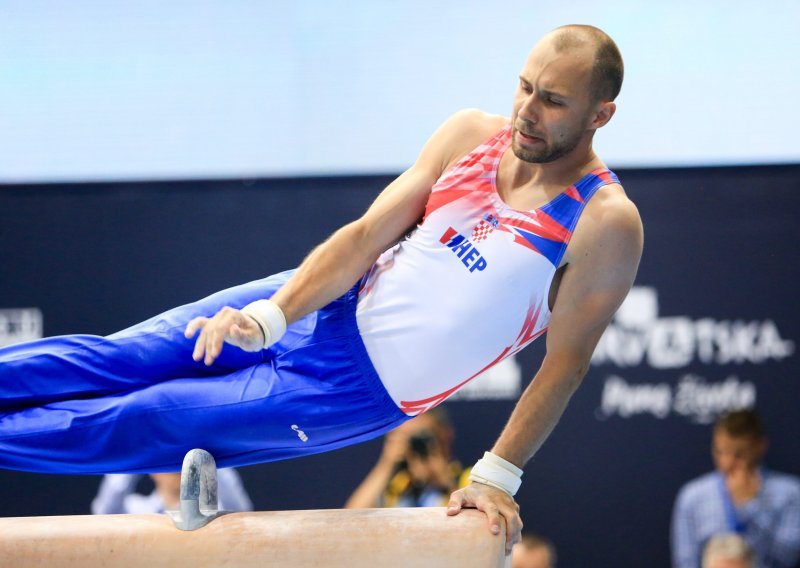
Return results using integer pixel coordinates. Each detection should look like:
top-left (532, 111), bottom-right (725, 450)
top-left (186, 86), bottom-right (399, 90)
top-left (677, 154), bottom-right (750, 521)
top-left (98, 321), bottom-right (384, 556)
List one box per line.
top-left (548, 98), bottom-right (563, 106)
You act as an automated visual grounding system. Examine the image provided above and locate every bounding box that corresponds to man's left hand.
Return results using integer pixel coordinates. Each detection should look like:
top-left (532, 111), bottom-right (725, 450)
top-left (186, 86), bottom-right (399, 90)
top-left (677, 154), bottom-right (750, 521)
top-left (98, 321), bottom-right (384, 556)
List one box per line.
top-left (446, 482), bottom-right (522, 555)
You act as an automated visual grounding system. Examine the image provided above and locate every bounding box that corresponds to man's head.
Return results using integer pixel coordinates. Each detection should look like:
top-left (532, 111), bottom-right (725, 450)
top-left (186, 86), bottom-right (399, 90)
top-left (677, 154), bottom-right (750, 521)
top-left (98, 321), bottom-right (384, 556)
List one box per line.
top-left (512, 25), bottom-right (623, 164)
top-left (702, 533), bottom-right (754, 568)
top-left (511, 533), bottom-right (556, 568)
top-left (712, 410), bottom-right (767, 475)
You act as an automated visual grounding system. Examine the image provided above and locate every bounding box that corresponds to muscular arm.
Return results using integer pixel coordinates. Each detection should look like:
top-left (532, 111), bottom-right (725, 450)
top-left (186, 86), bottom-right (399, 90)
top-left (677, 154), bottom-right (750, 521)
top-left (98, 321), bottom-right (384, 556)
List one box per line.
top-left (268, 167), bottom-right (433, 324)
top-left (274, 109), bottom-right (509, 324)
top-left (493, 192), bottom-right (643, 465)
top-left (186, 109), bottom-right (505, 364)
top-left (448, 188), bottom-right (644, 551)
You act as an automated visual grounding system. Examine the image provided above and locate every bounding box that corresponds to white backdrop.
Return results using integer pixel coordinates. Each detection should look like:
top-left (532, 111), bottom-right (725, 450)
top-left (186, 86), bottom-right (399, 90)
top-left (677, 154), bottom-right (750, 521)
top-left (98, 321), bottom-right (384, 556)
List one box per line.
top-left (1, 0), bottom-right (798, 182)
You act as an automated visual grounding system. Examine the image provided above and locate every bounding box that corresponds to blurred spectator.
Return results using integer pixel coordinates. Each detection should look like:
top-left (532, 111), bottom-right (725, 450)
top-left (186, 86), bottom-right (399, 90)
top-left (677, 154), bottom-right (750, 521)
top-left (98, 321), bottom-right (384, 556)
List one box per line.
top-left (345, 407), bottom-right (468, 508)
top-left (702, 533), bottom-right (754, 568)
top-left (512, 532), bottom-right (556, 568)
top-left (672, 409), bottom-right (800, 568)
top-left (92, 469), bottom-right (253, 514)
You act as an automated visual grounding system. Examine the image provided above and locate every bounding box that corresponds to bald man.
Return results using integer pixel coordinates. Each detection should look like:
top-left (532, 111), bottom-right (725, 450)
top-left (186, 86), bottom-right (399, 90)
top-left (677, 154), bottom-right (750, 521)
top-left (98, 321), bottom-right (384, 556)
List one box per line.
top-left (0, 25), bottom-right (641, 554)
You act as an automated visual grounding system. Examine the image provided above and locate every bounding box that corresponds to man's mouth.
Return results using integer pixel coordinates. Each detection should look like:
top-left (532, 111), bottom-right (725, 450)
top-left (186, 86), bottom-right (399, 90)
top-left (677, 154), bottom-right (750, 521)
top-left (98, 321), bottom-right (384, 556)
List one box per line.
top-left (516, 130), bottom-right (543, 144)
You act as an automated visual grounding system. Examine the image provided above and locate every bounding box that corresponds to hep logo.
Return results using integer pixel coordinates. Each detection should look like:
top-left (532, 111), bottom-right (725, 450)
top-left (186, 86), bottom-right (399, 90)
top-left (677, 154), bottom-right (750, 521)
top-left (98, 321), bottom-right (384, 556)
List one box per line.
top-left (439, 227), bottom-right (488, 273)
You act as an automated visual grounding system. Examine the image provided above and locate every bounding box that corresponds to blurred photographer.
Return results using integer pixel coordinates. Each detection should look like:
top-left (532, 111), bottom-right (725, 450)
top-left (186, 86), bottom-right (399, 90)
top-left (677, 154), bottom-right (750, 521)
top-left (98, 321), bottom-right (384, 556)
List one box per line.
top-left (345, 407), bottom-right (469, 508)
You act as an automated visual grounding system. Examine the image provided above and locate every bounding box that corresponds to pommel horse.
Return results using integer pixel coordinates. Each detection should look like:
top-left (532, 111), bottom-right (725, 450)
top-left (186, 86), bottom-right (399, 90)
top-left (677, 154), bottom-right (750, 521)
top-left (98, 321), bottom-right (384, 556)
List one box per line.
top-left (0, 449), bottom-right (509, 567)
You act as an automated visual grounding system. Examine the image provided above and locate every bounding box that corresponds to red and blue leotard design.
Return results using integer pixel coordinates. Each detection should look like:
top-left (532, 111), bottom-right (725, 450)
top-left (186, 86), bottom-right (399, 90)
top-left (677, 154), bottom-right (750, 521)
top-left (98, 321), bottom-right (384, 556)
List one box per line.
top-left (357, 124), bottom-right (620, 415)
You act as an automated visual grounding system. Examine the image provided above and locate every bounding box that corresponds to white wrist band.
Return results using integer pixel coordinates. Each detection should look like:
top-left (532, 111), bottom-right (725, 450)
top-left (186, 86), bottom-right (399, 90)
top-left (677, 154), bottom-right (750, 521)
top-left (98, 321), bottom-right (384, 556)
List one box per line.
top-left (468, 451), bottom-right (523, 497)
top-left (240, 299), bottom-right (287, 349)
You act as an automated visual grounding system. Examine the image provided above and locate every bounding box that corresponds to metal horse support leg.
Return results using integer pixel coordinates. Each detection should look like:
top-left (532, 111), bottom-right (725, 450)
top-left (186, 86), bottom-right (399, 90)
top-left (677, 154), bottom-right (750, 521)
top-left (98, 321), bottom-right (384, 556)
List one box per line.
top-left (166, 448), bottom-right (228, 530)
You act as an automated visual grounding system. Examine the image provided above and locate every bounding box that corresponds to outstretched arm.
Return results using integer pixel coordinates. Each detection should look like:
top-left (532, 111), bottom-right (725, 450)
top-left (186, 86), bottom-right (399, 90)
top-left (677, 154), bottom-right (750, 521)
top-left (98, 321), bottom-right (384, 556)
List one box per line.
top-left (447, 189), bottom-right (644, 553)
top-left (185, 109), bottom-right (504, 365)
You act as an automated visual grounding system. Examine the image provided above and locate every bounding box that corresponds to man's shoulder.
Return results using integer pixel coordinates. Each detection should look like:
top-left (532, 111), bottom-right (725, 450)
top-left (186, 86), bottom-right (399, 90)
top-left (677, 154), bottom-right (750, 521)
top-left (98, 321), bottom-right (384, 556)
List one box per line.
top-left (676, 471), bottom-right (719, 504)
top-left (445, 108), bottom-right (508, 136)
top-left (584, 175), bottom-right (640, 229)
top-left (416, 109), bottom-right (507, 179)
top-left (434, 109), bottom-right (508, 168)
top-left (567, 177), bottom-right (642, 267)
top-left (766, 469), bottom-right (800, 496)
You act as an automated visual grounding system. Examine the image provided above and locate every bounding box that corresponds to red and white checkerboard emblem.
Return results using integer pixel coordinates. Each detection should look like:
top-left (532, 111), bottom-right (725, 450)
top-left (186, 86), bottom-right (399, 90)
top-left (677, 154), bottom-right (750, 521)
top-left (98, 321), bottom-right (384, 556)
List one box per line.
top-left (471, 214), bottom-right (499, 242)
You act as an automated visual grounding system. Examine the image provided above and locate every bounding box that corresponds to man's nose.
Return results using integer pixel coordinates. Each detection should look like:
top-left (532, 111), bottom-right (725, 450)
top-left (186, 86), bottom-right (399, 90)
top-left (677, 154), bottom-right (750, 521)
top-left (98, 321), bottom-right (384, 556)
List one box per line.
top-left (518, 95), bottom-right (540, 124)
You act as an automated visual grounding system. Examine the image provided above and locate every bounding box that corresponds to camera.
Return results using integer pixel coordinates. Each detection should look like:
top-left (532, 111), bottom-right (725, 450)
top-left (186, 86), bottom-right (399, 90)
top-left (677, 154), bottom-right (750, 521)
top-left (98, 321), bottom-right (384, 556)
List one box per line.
top-left (408, 430), bottom-right (437, 459)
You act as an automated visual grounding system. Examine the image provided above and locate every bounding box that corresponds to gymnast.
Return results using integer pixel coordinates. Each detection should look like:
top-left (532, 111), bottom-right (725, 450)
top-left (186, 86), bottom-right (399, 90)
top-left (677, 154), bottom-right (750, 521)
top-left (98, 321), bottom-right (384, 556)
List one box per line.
top-left (0, 24), bottom-right (642, 553)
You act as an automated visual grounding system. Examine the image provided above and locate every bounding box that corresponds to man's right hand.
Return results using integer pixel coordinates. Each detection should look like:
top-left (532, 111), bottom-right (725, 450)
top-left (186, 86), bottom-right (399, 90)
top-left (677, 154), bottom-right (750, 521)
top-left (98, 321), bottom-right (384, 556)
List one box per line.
top-left (184, 307), bottom-right (264, 366)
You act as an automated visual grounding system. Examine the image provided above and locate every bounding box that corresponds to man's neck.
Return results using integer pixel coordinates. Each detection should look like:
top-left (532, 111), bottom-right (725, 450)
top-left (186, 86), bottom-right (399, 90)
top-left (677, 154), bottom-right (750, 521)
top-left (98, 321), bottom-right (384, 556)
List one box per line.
top-left (501, 142), bottom-right (602, 191)
top-left (496, 141), bottom-right (604, 211)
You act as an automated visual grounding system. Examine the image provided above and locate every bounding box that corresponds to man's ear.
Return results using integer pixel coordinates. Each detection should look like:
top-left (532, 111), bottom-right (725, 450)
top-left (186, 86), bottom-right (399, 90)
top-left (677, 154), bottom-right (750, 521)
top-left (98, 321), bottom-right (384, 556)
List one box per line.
top-left (591, 101), bottom-right (616, 130)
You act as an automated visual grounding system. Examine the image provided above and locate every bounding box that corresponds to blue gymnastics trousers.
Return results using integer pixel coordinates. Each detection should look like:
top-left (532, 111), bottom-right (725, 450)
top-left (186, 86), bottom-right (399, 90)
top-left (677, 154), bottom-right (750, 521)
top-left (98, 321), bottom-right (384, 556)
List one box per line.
top-left (0, 270), bottom-right (408, 474)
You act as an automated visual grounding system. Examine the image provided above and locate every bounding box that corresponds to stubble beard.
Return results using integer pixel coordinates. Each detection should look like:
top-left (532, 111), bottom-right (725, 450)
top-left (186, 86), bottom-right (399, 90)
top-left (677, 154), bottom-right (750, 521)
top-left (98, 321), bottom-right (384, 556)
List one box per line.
top-left (511, 127), bottom-right (583, 164)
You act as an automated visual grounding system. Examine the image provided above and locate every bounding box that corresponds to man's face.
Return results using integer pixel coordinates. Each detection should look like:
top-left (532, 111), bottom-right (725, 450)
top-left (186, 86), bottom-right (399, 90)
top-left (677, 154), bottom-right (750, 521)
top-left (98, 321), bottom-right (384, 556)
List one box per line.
top-left (511, 39), bottom-right (599, 164)
top-left (712, 429), bottom-right (766, 475)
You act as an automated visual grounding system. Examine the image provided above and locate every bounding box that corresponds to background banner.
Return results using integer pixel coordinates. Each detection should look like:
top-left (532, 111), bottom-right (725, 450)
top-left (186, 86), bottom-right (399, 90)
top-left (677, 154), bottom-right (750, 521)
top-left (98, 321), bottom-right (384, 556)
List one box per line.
top-left (0, 164), bottom-right (797, 566)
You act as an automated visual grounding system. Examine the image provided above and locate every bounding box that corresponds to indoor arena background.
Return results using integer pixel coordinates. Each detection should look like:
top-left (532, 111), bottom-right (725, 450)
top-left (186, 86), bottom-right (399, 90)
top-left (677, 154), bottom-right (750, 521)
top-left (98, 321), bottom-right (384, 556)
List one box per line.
top-left (1, 3), bottom-right (798, 567)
